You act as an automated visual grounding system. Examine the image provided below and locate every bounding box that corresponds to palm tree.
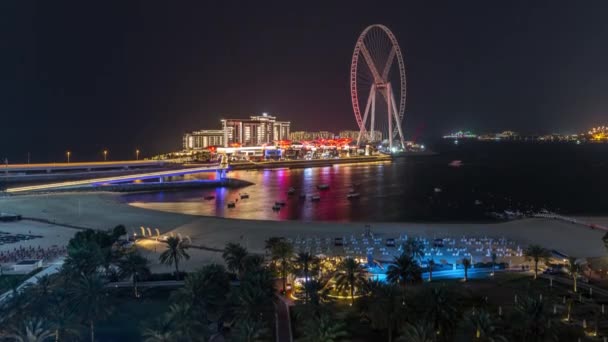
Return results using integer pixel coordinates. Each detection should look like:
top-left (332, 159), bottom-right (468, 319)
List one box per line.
top-left (397, 322), bottom-right (435, 342)
top-left (173, 264), bottom-right (230, 322)
top-left (270, 240), bottom-right (294, 294)
top-left (232, 317), bottom-right (270, 342)
top-left (386, 253), bottom-right (422, 287)
top-left (491, 250), bottom-right (497, 276)
top-left (524, 244), bottom-right (550, 280)
top-left (462, 258), bottom-right (471, 282)
top-left (515, 296), bottom-right (554, 341)
top-left (118, 250), bottom-right (150, 298)
top-left (222, 242), bottom-right (248, 278)
top-left (305, 278), bottom-right (331, 307)
top-left (235, 269), bottom-right (276, 321)
top-left (466, 309), bottom-right (507, 342)
top-left (423, 287), bottom-right (460, 341)
top-left (68, 274), bottom-right (112, 342)
top-left (159, 236), bottom-right (190, 280)
top-left (295, 252), bottom-right (318, 304)
top-left (427, 259), bottom-right (435, 282)
top-left (4, 318), bottom-right (55, 342)
top-left (242, 254), bottom-right (266, 273)
top-left (141, 315), bottom-right (177, 342)
top-left (565, 256), bottom-right (582, 293)
top-left (164, 302), bottom-right (208, 341)
top-left (403, 239), bottom-right (425, 261)
top-left (301, 312), bottom-right (348, 342)
top-left (264, 237), bottom-right (284, 253)
top-left (334, 258), bottom-right (367, 306)
top-left (366, 282), bottom-right (407, 342)
top-left (47, 289), bottom-right (81, 342)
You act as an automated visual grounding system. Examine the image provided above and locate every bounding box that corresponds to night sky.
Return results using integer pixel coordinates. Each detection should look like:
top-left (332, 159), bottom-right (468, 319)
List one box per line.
top-left (3, 1), bottom-right (608, 162)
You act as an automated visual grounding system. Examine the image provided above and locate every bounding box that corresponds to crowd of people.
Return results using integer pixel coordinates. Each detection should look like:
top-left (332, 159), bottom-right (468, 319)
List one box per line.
top-left (0, 245), bottom-right (66, 264)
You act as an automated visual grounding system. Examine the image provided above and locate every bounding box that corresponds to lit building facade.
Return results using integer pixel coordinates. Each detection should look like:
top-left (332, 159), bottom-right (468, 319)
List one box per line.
top-left (339, 130), bottom-right (382, 142)
top-left (221, 113), bottom-right (290, 147)
top-left (183, 130), bottom-right (225, 150)
top-left (289, 131), bottom-right (336, 141)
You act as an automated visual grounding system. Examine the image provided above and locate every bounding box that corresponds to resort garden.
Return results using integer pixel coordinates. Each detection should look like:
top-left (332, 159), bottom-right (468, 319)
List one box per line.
top-left (0, 226), bottom-right (607, 341)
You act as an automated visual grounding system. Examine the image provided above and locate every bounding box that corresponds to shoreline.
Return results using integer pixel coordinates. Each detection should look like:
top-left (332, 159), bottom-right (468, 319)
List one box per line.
top-left (1, 192), bottom-right (607, 253)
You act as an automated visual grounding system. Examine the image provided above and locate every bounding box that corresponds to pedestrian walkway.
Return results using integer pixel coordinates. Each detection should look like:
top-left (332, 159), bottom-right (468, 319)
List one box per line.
top-left (0, 258), bottom-right (64, 304)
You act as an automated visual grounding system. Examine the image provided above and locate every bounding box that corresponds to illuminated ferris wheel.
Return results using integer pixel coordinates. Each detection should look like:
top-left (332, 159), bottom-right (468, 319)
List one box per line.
top-left (350, 25), bottom-right (406, 150)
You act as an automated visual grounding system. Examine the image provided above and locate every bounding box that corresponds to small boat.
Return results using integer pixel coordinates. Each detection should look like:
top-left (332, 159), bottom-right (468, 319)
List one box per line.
top-left (347, 192), bottom-right (360, 199)
top-left (434, 188), bottom-right (442, 193)
top-left (311, 194), bottom-right (321, 201)
top-left (449, 160), bottom-right (463, 167)
top-left (317, 184), bottom-right (330, 190)
top-left (204, 195), bottom-right (215, 200)
top-left (227, 202), bottom-right (236, 208)
top-left (240, 193), bottom-right (250, 199)
top-left (287, 187), bottom-right (296, 195)
top-left (275, 200), bottom-right (287, 206)
top-left (474, 200), bottom-right (482, 205)
top-left (272, 204), bottom-right (281, 211)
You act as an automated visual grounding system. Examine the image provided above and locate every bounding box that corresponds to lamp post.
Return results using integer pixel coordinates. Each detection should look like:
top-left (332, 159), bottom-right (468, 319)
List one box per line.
top-left (136, 149), bottom-right (140, 160)
top-left (103, 150), bottom-right (108, 161)
top-left (66, 151), bottom-right (71, 163)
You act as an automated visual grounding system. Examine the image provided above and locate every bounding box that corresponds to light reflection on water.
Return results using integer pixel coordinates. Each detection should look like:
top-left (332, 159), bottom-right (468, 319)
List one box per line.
top-left (124, 161), bottom-right (400, 222)
top-left (123, 145), bottom-right (608, 222)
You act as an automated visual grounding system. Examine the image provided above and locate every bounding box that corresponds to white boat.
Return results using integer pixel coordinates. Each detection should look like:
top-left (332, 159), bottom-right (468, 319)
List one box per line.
top-left (347, 192), bottom-right (360, 199)
top-left (434, 188), bottom-right (442, 193)
top-left (317, 184), bottom-right (330, 190)
top-left (310, 194), bottom-right (321, 201)
top-left (448, 160), bottom-right (463, 167)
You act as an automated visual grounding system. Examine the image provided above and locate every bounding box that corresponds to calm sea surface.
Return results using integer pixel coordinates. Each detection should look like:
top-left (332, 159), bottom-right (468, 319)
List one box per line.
top-left (122, 142), bottom-right (608, 222)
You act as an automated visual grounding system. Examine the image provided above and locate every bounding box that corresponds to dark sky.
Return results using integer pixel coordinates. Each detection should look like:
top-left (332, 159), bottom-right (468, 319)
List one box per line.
top-left (3, 1), bottom-right (608, 161)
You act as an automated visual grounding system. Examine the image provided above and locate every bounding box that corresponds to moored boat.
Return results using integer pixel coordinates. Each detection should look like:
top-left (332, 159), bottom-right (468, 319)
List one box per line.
top-left (227, 202), bottom-right (236, 208)
top-left (317, 184), bottom-right (330, 190)
top-left (347, 192), bottom-right (360, 199)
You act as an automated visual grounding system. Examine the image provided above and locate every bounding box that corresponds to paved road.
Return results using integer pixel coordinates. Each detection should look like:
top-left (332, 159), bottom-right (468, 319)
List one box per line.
top-left (274, 295), bottom-right (293, 342)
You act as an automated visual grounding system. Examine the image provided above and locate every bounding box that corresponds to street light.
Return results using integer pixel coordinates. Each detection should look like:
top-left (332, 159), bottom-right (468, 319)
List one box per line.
top-left (103, 149), bottom-right (108, 161)
top-left (136, 149), bottom-right (140, 160)
top-left (66, 151), bottom-right (71, 163)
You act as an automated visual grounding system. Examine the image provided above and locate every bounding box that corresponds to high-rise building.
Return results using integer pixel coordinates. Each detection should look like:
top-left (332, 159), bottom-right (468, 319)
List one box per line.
top-left (183, 130), bottom-right (225, 150)
top-left (221, 113), bottom-right (290, 147)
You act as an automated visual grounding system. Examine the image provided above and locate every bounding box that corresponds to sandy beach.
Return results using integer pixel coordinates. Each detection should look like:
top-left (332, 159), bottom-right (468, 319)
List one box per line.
top-left (1, 192), bottom-right (607, 273)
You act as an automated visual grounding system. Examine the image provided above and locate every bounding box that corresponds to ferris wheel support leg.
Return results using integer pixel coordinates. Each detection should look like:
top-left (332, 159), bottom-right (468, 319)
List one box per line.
top-left (387, 85), bottom-right (393, 152)
top-left (356, 84), bottom-right (375, 147)
top-left (370, 88), bottom-right (376, 143)
top-left (389, 84), bottom-right (406, 150)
